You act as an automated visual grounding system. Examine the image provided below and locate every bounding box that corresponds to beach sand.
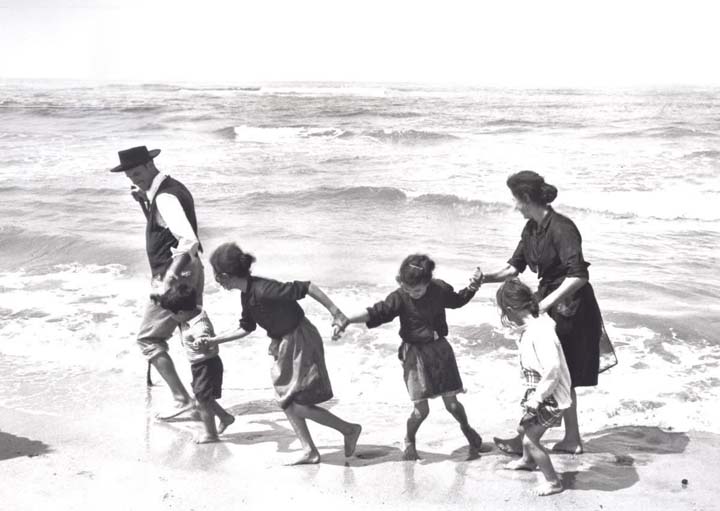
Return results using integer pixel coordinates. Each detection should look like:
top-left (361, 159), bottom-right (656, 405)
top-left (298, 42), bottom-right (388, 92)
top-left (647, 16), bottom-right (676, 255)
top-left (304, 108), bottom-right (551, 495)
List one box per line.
top-left (1, 371), bottom-right (717, 511)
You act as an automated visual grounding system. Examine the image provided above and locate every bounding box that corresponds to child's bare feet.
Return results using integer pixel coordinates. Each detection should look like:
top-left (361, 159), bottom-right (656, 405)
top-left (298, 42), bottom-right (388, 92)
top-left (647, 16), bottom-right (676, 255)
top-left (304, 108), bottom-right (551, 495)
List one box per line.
top-left (494, 435), bottom-right (523, 455)
top-left (504, 458), bottom-right (537, 471)
top-left (194, 433), bottom-right (220, 444)
top-left (402, 439), bottom-right (420, 461)
top-left (532, 480), bottom-right (563, 496)
top-left (287, 450), bottom-right (321, 465)
top-left (344, 424), bottom-right (362, 457)
top-left (218, 414), bottom-right (235, 434)
top-left (551, 439), bottom-right (583, 454)
top-left (462, 426), bottom-right (483, 451)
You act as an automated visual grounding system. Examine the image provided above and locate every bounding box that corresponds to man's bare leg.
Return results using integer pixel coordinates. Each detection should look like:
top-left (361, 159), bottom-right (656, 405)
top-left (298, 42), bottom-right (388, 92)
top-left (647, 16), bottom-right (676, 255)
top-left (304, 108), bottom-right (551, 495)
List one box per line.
top-left (151, 352), bottom-right (194, 420)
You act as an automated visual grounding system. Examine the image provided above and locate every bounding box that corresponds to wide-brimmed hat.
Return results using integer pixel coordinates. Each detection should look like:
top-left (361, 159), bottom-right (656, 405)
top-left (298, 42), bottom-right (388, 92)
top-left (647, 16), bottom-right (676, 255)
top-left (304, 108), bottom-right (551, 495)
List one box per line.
top-left (110, 146), bottom-right (161, 172)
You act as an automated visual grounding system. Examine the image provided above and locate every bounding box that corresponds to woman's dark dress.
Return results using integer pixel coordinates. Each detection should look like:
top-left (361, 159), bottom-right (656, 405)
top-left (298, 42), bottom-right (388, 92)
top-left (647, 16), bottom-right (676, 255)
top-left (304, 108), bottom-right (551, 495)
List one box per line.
top-left (239, 276), bottom-right (333, 409)
top-left (365, 279), bottom-right (476, 401)
top-left (508, 207), bottom-right (602, 387)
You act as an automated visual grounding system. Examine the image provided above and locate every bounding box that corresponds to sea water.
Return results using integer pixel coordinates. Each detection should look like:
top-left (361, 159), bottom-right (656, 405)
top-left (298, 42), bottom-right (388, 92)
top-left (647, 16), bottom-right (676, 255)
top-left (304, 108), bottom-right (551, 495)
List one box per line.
top-left (1, 80), bottom-right (718, 432)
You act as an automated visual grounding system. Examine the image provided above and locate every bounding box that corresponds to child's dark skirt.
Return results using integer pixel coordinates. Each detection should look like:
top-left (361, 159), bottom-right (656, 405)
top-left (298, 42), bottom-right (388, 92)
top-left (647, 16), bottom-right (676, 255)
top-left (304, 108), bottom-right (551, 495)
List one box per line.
top-left (191, 356), bottom-right (224, 403)
top-left (400, 337), bottom-right (465, 402)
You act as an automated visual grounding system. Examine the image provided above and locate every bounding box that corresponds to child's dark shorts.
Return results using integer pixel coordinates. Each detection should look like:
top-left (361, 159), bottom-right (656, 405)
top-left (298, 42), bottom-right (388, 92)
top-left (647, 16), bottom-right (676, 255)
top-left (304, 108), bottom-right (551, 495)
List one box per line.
top-left (191, 356), bottom-right (223, 403)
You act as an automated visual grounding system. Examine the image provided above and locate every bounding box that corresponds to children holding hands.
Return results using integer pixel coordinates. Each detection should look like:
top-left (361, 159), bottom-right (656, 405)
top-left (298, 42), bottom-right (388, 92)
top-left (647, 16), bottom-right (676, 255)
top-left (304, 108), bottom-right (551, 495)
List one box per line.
top-left (334, 254), bottom-right (484, 460)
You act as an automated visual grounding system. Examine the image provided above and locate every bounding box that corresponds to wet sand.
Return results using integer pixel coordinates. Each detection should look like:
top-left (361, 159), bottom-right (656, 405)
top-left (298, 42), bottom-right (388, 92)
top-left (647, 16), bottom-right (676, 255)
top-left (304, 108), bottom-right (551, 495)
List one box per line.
top-left (1, 379), bottom-right (717, 511)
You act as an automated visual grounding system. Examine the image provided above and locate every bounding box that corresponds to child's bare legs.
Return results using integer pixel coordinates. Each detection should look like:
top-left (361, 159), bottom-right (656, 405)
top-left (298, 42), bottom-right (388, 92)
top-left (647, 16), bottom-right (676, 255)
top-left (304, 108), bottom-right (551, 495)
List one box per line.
top-left (442, 395), bottom-right (483, 457)
top-left (509, 423), bottom-right (563, 496)
top-left (552, 388), bottom-right (583, 454)
top-left (210, 400), bottom-right (235, 434)
top-left (284, 403), bottom-right (362, 465)
top-left (404, 400), bottom-right (429, 461)
top-left (194, 398), bottom-right (220, 444)
top-left (498, 389), bottom-right (583, 456)
top-left (504, 424), bottom-right (536, 470)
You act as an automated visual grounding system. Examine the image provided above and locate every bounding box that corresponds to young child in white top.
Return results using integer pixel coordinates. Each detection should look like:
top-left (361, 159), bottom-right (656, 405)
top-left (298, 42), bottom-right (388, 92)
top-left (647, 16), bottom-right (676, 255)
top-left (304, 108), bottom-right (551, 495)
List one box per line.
top-left (153, 282), bottom-right (235, 444)
top-left (496, 278), bottom-right (571, 496)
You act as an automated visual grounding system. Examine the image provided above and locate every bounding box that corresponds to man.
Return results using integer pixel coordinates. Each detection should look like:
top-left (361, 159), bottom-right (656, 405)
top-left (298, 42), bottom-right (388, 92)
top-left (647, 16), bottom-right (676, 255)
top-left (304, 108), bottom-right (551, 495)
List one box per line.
top-left (110, 145), bottom-right (203, 419)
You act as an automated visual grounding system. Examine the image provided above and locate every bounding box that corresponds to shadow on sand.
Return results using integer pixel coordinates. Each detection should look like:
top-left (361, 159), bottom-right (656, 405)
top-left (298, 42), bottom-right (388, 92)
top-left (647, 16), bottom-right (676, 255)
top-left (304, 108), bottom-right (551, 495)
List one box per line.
top-left (0, 431), bottom-right (51, 461)
top-left (561, 425), bottom-right (689, 492)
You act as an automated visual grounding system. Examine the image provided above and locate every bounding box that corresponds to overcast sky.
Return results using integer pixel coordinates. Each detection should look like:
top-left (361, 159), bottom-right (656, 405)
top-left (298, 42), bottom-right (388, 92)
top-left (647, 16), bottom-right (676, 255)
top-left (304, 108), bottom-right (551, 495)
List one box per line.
top-left (2, 0), bottom-right (719, 86)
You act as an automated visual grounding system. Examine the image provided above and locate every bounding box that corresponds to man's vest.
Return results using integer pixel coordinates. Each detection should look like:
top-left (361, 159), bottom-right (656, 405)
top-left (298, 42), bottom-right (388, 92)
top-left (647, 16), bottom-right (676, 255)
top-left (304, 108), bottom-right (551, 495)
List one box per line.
top-left (145, 176), bottom-right (201, 278)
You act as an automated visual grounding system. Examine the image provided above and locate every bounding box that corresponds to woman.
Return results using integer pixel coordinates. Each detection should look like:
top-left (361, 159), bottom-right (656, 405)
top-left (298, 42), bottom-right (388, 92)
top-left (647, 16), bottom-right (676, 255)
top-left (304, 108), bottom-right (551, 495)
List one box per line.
top-left (477, 170), bottom-right (605, 455)
top-left (205, 242), bottom-right (362, 465)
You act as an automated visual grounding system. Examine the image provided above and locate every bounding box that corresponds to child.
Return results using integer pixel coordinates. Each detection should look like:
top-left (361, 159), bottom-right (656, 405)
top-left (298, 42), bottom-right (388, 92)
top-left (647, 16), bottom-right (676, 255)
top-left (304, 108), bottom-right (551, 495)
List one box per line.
top-left (334, 254), bottom-right (483, 460)
top-left (206, 242), bottom-right (362, 465)
top-left (495, 278), bottom-right (571, 496)
top-left (153, 283), bottom-right (235, 444)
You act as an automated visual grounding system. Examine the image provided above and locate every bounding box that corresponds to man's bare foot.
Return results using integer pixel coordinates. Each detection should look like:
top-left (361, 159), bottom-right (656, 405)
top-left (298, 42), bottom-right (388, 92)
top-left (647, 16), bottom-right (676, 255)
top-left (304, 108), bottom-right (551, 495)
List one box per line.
top-left (551, 439), bottom-right (583, 454)
top-left (344, 424), bottom-right (362, 457)
top-left (532, 480), bottom-right (563, 496)
top-left (494, 435), bottom-right (523, 456)
top-left (194, 433), bottom-right (220, 444)
top-left (504, 458), bottom-right (536, 471)
top-left (402, 440), bottom-right (420, 461)
top-left (218, 415), bottom-right (235, 434)
top-left (287, 451), bottom-right (321, 465)
top-left (156, 401), bottom-right (195, 421)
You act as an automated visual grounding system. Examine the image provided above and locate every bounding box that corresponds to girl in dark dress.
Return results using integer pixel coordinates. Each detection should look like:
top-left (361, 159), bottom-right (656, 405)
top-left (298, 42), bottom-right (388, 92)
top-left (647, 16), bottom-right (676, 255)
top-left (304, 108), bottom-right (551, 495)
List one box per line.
top-left (204, 242), bottom-right (362, 465)
top-left (335, 254), bottom-right (484, 461)
top-left (475, 170), bottom-right (606, 455)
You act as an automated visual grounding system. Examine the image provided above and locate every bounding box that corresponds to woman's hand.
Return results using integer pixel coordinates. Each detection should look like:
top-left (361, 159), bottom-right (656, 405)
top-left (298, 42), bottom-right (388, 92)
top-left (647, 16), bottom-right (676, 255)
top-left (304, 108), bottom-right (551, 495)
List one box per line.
top-left (331, 313), bottom-right (350, 341)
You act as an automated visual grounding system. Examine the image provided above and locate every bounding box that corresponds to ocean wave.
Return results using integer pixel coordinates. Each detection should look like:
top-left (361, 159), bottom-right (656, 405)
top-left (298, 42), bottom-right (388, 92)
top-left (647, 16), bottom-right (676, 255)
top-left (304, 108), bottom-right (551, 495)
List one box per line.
top-left (683, 150), bottom-right (720, 160)
top-left (351, 129), bottom-right (459, 144)
top-left (597, 126), bottom-right (718, 139)
top-left (139, 83), bottom-right (183, 92)
top-left (120, 105), bottom-right (165, 113)
top-left (215, 125), bottom-right (457, 144)
top-left (261, 86), bottom-right (387, 97)
top-left (242, 186), bottom-right (407, 206)
top-left (483, 118), bottom-right (539, 127)
top-left (216, 125), bottom-right (345, 142)
top-left (178, 86), bottom-right (261, 93)
top-left (561, 190), bottom-right (720, 222)
top-left (238, 186), bottom-right (509, 214)
top-left (317, 108), bottom-right (422, 119)
top-left (411, 193), bottom-right (508, 213)
top-left (0, 226), bottom-right (138, 272)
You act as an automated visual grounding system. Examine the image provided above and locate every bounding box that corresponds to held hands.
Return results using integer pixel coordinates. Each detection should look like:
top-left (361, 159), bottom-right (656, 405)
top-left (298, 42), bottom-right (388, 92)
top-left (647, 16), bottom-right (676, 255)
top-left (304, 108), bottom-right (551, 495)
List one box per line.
top-left (331, 311), bottom-right (350, 341)
top-left (468, 266), bottom-right (484, 291)
top-left (191, 336), bottom-right (215, 352)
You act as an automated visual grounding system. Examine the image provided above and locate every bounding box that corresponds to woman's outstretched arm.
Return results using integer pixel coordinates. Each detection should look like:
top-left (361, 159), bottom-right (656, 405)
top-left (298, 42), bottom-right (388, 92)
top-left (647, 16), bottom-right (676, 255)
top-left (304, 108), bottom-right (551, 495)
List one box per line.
top-left (473, 264), bottom-right (520, 285)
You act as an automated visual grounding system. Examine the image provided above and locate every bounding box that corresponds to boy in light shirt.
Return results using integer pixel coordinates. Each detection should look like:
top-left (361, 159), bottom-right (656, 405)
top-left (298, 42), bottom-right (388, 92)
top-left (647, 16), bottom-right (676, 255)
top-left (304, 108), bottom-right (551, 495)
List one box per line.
top-left (153, 283), bottom-right (235, 443)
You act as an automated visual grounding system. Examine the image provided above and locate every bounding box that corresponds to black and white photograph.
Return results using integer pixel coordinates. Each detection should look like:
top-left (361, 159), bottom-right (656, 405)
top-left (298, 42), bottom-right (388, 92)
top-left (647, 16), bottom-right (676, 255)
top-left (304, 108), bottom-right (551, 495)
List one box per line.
top-left (1, 1), bottom-right (719, 509)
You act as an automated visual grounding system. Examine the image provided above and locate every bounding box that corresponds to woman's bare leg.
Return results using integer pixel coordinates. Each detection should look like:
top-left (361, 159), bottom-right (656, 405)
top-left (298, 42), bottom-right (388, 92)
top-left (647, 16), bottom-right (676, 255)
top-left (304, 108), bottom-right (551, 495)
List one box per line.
top-left (552, 388), bottom-right (583, 454)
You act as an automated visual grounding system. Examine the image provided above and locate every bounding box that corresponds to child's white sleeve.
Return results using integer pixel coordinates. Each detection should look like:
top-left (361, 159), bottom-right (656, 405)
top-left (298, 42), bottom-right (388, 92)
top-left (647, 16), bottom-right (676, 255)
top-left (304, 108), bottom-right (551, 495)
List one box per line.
top-left (530, 334), bottom-right (562, 405)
